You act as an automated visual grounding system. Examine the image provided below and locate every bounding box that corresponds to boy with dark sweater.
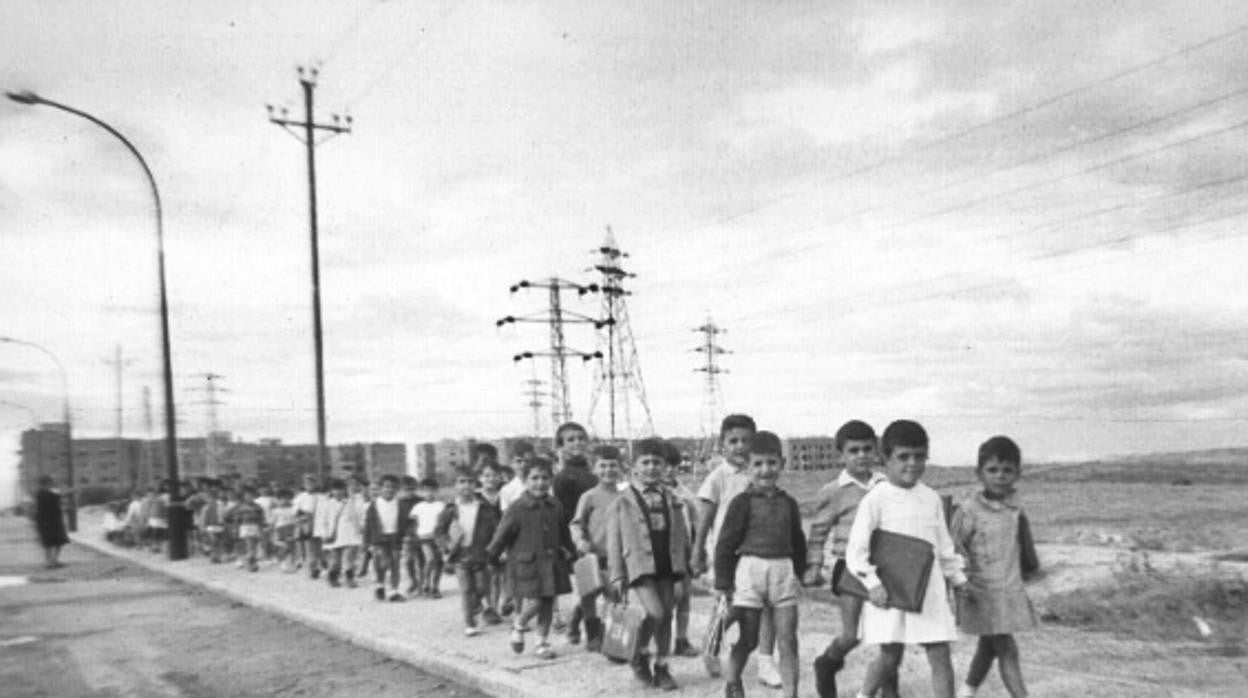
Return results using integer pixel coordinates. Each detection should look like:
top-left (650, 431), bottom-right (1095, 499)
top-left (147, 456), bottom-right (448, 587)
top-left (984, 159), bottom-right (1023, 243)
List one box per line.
top-left (714, 431), bottom-right (808, 698)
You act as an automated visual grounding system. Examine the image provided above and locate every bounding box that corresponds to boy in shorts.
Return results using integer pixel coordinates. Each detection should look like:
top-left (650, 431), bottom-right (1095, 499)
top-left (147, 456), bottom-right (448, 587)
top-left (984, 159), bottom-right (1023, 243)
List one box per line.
top-left (714, 431), bottom-right (807, 698)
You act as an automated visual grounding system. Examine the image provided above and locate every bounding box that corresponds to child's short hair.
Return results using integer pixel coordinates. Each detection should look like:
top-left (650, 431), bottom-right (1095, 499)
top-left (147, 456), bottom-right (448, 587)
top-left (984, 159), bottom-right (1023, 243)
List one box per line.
top-left (379, 474), bottom-right (400, 487)
top-left (633, 437), bottom-right (667, 461)
top-left (591, 444), bottom-right (622, 462)
top-left (977, 435), bottom-right (1021, 471)
top-left (453, 465), bottom-right (477, 481)
top-left (400, 475), bottom-right (418, 489)
top-left (747, 431), bottom-right (783, 457)
top-left (472, 443), bottom-right (499, 462)
top-left (327, 478), bottom-right (347, 491)
top-left (418, 477), bottom-right (439, 490)
top-left (835, 420), bottom-right (877, 451)
top-left (661, 440), bottom-right (683, 467)
top-left (554, 421), bottom-right (588, 447)
top-left (881, 420), bottom-right (929, 456)
top-left (522, 456), bottom-right (555, 478)
top-left (275, 488), bottom-right (294, 500)
top-left (476, 459), bottom-right (505, 477)
top-left (499, 464), bottom-right (516, 480)
top-left (509, 440), bottom-right (535, 460)
top-left (240, 485), bottom-right (258, 498)
top-left (719, 413), bottom-right (756, 437)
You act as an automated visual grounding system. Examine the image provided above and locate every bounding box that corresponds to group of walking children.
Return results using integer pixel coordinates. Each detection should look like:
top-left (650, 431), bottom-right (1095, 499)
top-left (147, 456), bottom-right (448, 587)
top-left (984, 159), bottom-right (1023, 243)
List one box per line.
top-left (99, 412), bottom-right (1039, 698)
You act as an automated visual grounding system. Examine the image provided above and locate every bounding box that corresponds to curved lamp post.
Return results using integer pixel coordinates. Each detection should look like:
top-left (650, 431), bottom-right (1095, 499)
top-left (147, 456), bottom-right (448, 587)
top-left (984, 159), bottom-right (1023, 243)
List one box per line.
top-left (0, 337), bottom-right (75, 531)
top-left (7, 90), bottom-right (187, 560)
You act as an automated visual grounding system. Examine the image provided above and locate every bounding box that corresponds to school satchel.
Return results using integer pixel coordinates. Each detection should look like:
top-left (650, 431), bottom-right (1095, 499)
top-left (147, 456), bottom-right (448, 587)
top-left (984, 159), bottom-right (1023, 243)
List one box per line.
top-left (834, 529), bottom-right (935, 613)
top-left (600, 600), bottom-right (647, 662)
top-left (572, 554), bottom-right (603, 597)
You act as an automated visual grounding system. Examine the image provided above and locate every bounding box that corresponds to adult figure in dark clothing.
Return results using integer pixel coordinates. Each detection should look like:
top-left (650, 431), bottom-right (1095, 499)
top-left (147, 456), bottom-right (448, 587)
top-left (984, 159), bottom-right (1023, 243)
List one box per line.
top-left (33, 475), bottom-right (69, 568)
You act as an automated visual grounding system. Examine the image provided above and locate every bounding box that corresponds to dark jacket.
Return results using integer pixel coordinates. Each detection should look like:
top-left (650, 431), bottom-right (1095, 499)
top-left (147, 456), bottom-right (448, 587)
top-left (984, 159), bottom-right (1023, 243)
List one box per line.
top-left (713, 485), bottom-right (807, 591)
top-left (34, 487), bottom-right (69, 548)
top-left (553, 463), bottom-right (598, 527)
top-left (363, 496), bottom-right (414, 546)
top-left (486, 491), bottom-right (574, 598)
top-left (435, 495), bottom-right (502, 566)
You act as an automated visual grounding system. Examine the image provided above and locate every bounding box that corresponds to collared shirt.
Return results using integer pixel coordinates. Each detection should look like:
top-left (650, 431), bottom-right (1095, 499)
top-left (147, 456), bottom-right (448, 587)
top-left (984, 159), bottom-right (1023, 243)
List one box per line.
top-left (457, 500), bottom-right (480, 544)
top-left (806, 470), bottom-right (886, 570)
top-left (696, 456), bottom-right (752, 553)
top-left (499, 477), bottom-right (526, 511)
top-left (638, 484), bottom-right (669, 532)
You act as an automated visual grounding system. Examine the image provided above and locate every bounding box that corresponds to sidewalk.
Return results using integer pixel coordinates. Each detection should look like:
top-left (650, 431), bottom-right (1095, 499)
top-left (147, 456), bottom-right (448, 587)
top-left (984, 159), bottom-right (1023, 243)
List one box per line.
top-left (70, 514), bottom-right (1247, 697)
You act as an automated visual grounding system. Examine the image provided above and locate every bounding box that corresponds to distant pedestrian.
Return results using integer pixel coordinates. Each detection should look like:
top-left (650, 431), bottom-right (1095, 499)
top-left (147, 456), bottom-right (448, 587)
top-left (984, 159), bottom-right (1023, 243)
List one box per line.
top-left (660, 440), bottom-right (701, 658)
top-left (409, 478), bottom-right (447, 598)
top-left (487, 457), bottom-right (574, 660)
top-left (326, 478), bottom-right (368, 588)
top-left (569, 443), bottom-right (625, 652)
top-left (552, 421), bottom-right (597, 643)
top-left (226, 485), bottom-right (266, 572)
top-left (398, 475), bottom-right (425, 595)
top-left (33, 475), bottom-right (69, 568)
top-left (951, 436), bottom-right (1040, 698)
top-left (475, 455), bottom-right (507, 624)
top-left (364, 474), bottom-right (407, 602)
top-left (293, 475), bottom-right (321, 576)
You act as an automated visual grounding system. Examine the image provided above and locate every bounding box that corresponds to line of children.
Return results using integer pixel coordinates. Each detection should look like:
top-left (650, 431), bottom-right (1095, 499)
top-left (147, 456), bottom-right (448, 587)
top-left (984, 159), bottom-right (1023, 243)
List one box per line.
top-left (97, 419), bottom-right (1039, 698)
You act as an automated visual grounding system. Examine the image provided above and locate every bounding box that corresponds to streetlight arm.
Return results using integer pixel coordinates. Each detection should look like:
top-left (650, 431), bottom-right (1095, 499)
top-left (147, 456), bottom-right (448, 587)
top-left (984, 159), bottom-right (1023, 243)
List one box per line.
top-left (0, 336), bottom-right (69, 414)
top-left (7, 92), bottom-right (163, 232)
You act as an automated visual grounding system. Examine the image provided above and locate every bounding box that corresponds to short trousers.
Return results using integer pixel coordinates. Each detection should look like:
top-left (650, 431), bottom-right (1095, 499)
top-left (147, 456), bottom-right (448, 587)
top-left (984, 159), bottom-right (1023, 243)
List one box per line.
top-left (733, 555), bottom-right (800, 609)
top-left (238, 524), bottom-right (261, 539)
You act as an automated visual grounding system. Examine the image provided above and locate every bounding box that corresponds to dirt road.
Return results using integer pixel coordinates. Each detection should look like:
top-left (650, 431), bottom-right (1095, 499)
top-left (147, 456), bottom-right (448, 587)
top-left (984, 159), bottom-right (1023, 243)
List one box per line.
top-left (0, 514), bottom-right (488, 697)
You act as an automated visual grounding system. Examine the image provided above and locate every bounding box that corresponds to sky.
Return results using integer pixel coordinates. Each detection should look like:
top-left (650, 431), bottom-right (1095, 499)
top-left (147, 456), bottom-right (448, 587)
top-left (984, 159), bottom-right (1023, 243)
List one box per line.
top-left (5, 0), bottom-right (1248, 501)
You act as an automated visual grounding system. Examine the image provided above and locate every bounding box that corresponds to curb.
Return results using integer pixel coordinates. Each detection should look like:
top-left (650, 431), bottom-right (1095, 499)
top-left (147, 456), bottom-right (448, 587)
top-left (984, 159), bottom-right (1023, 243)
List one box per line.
top-left (70, 532), bottom-right (569, 698)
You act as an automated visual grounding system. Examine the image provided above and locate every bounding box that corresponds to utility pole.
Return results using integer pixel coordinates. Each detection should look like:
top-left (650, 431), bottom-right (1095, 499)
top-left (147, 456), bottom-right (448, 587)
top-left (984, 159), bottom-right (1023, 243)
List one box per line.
top-left (141, 385), bottom-right (153, 487)
top-left (583, 227), bottom-right (654, 445)
top-left (268, 65), bottom-right (352, 482)
top-left (497, 278), bottom-right (605, 432)
top-left (101, 344), bottom-right (134, 440)
top-left (693, 315), bottom-right (729, 471)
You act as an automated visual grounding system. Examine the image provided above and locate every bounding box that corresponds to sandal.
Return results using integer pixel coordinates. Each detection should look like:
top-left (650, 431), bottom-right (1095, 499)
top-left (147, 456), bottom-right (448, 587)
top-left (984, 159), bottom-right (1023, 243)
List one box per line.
top-left (510, 625), bottom-right (526, 654)
top-left (535, 642), bottom-right (556, 660)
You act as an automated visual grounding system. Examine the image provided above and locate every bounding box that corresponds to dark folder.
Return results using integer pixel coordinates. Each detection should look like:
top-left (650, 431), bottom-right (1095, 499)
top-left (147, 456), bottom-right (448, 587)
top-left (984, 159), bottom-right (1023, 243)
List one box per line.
top-left (834, 529), bottom-right (935, 613)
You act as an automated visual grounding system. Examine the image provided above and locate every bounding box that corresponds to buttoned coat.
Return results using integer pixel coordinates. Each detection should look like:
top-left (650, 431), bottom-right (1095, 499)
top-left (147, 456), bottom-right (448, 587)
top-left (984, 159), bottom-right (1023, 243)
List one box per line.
top-left (485, 491), bottom-right (574, 598)
top-left (607, 484), bottom-right (692, 587)
top-left (435, 495), bottom-right (502, 566)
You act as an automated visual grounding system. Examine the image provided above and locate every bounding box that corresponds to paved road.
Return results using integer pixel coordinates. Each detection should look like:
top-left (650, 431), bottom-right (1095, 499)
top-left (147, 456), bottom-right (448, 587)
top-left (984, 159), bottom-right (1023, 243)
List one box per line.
top-left (0, 514), bottom-right (488, 697)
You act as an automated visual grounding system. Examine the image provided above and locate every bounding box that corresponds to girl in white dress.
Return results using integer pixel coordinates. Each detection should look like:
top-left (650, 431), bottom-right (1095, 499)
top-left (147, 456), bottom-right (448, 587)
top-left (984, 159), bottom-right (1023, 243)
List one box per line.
top-left (846, 420), bottom-right (966, 698)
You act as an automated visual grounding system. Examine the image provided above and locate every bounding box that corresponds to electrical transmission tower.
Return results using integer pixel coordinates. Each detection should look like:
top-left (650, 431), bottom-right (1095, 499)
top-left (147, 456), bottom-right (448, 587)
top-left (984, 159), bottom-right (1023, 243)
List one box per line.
top-left (522, 368), bottom-right (546, 442)
top-left (267, 64), bottom-right (353, 482)
top-left (102, 344), bottom-right (135, 439)
top-left (583, 227), bottom-right (653, 444)
top-left (188, 372), bottom-right (228, 477)
top-left (693, 316), bottom-right (730, 469)
top-left (497, 278), bottom-right (605, 433)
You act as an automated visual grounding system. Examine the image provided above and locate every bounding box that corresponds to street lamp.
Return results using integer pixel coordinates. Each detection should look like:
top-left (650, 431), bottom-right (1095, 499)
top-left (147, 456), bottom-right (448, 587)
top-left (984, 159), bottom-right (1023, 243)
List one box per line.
top-left (6, 90), bottom-right (187, 560)
top-left (0, 337), bottom-right (75, 531)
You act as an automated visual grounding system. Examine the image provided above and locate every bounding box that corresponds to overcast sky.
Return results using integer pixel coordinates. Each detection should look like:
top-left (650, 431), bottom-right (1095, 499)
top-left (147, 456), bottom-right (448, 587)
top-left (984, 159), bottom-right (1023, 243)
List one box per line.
top-left (5, 0), bottom-right (1248, 500)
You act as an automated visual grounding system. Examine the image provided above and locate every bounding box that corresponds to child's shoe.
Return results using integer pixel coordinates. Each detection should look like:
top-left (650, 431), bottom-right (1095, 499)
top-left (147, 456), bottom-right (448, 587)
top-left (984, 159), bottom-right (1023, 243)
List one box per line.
top-left (724, 679), bottom-right (745, 698)
top-left (535, 642), bottom-right (556, 660)
top-left (673, 638), bottom-right (699, 657)
top-left (501, 600), bottom-right (515, 616)
top-left (956, 684), bottom-right (978, 698)
top-left (482, 608), bottom-right (502, 625)
top-left (388, 591), bottom-right (405, 602)
top-left (327, 569), bottom-right (341, 587)
top-left (464, 626), bottom-right (480, 637)
top-left (248, 560), bottom-right (259, 573)
top-left (652, 662), bottom-right (678, 692)
top-left (235, 558), bottom-right (247, 569)
top-left (510, 625), bottom-right (526, 654)
top-left (374, 586), bottom-right (386, 601)
top-left (429, 589), bottom-right (442, 600)
top-left (631, 653), bottom-right (654, 686)
top-left (757, 655), bottom-right (782, 688)
top-left (566, 618), bottom-right (581, 645)
top-left (345, 570), bottom-right (358, 588)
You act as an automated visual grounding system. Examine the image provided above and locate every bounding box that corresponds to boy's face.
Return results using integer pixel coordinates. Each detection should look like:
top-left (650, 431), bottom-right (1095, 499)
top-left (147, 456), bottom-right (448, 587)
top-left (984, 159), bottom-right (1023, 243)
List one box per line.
top-left (840, 438), bottom-right (879, 481)
top-left (348, 480), bottom-right (363, 495)
top-left (331, 486), bottom-right (347, 500)
top-left (455, 477), bottom-right (476, 499)
top-left (380, 480), bottom-right (397, 500)
top-left (979, 456), bottom-right (1020, 497)
top-left (525, 468), bottom-right (553, 496)
top-left (278, 496), bottom-right (292, 507)
top-left (633, 454), bottom-right (665, 487)
top-left (663, 462), bottom-right (680, 484)
top-left (594, 458), bottom-right (623, 485)
top-left (400, 483), bottom-right (415, 499)
top-left (748, 452), bottom-right (784, 490)
top-left (479, 468), bottom-right (502, 491)
top-left (558, 429), bottom-right (590, 458)
top-left (884, 445), bottom-right (928, 489)
top-left (418, 486), bottom-right (435, 501)
top-left (721, 427), bottom-right (754, 467)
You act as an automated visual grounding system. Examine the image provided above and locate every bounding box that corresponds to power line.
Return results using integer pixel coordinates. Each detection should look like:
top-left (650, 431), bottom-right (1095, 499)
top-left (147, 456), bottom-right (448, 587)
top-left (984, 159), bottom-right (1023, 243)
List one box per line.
top-left (674, 24), bottom-right (1248, 236)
